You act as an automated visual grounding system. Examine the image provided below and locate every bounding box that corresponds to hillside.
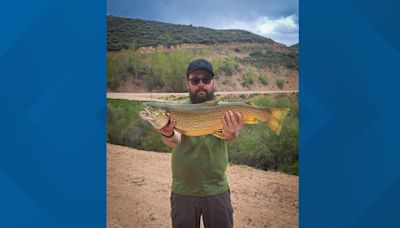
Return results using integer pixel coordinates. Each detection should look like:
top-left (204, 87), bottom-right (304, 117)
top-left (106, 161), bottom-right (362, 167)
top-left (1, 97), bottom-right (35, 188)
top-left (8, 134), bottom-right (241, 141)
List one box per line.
top-left (290, 43), bottom-right (299, 52)
top-left (107, 16), bottom-right (274, 51)
top-left (107, 16), bottom-right (298, 93)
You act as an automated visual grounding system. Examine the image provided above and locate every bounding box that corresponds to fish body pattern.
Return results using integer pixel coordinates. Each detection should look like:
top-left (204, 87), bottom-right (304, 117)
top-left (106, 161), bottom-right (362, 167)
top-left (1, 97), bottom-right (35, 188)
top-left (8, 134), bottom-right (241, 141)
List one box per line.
top-left (139, 101), bottom-right (289, 139)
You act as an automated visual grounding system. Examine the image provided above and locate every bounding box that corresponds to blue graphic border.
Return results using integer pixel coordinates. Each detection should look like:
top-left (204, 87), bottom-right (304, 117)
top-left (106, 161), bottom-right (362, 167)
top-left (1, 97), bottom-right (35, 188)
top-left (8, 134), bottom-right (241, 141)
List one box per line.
top-left (0, 0), bottom-right (106, 227)
top-left (300, 0), bottom-right (400, 227)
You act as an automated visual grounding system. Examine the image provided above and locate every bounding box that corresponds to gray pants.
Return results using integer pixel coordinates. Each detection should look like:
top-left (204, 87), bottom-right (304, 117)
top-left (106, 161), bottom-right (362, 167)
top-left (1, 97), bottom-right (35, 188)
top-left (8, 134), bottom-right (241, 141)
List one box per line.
top-left (170, 190), bottom-right (233, 228)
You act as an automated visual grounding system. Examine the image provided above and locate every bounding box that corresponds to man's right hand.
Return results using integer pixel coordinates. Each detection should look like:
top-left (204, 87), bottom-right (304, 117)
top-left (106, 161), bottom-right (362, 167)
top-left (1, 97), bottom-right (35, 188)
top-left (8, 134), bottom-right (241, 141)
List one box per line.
top-left (155, 112), bottom-right (176, 137)
top-left (154, 113), bottom-right (181, 148)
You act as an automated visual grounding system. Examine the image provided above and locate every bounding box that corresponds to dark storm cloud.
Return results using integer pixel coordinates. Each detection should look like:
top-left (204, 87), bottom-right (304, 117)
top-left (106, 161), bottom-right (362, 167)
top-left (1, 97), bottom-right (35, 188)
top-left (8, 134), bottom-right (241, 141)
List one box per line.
top-left (107, 0), bottom-right (298, 45)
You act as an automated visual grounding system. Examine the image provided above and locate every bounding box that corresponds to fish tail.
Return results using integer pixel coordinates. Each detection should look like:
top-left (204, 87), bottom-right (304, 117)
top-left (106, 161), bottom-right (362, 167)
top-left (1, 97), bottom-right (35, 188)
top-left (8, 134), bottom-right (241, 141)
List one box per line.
top-left (266, 108), bottom-right (290, 135)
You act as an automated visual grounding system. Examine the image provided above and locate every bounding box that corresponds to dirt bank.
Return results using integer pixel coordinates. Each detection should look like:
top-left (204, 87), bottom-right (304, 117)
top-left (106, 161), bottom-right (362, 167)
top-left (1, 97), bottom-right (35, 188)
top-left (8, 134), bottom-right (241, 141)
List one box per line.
top-left (107, 143), bottom-right (298, 228)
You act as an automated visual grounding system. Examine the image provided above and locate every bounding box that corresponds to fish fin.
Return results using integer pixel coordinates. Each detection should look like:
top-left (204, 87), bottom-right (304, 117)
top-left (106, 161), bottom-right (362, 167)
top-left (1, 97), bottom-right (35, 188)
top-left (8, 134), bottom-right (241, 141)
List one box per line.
top-left (244, 117), bottom-right (258, 124)
top-left (266, 108), bottom-right (290, 135)
top-left (212, 129), bottom-right (225, 139)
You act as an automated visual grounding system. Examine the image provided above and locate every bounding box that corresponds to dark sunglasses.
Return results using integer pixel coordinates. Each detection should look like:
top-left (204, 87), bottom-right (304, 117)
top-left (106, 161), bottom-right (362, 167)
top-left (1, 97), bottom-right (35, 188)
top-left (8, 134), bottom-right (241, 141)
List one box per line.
top-left (188, 77), bottom-right (212, 85)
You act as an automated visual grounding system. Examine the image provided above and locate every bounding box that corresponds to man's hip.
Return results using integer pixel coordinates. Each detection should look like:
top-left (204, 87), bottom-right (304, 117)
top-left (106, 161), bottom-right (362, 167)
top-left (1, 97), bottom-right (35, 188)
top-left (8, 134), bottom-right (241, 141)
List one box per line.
top-left (170, 190), bottom-right (233, 228)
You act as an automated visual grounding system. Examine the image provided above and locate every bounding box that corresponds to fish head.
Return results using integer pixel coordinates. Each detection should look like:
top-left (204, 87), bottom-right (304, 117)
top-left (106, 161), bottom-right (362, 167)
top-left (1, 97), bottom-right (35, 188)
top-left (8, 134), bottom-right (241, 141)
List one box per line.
top-left (139, 104), bottom-right (169, 129)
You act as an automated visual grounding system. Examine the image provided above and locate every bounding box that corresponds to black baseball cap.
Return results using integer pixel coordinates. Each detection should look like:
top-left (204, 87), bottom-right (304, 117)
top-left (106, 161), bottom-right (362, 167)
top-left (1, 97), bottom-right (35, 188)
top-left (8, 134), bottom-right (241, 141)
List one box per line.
top-left (186, 59), bottom-right (214, 78)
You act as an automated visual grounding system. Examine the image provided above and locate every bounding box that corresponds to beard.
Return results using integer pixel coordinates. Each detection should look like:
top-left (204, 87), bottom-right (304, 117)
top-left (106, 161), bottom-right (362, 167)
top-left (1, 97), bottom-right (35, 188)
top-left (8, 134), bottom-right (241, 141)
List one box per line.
top-left (189, 89), bottom-right (215, 104)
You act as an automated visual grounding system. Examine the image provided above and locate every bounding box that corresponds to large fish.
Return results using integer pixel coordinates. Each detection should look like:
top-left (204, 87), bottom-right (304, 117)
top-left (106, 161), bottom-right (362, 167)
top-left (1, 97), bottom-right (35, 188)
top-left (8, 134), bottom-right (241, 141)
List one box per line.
top-left (139, 101), bottom-right (289, 139)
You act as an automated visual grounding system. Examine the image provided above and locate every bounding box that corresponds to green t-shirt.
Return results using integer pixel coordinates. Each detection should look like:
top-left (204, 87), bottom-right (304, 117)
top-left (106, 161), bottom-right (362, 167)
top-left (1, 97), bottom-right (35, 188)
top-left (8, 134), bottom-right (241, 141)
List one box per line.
top-left (171, 134), bottom-right (229, 197)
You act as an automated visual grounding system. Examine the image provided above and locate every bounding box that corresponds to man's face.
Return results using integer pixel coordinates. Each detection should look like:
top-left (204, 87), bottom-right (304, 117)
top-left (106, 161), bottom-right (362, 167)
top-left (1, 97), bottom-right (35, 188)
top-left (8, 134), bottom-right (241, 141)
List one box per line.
top-left (187, 69), bottom-right (215, 104)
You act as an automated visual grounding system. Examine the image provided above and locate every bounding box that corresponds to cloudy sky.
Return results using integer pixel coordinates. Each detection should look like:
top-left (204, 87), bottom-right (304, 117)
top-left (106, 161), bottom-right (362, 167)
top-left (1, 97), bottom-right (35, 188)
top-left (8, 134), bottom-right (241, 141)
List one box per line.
top-left (107, 0), bottom-right (298, 46)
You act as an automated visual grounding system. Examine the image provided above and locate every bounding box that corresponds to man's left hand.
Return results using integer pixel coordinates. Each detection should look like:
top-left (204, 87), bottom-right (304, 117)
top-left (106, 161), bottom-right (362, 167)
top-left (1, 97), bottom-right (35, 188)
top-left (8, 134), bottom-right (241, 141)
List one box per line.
top-left (221, 110), bottom-right (244, 140)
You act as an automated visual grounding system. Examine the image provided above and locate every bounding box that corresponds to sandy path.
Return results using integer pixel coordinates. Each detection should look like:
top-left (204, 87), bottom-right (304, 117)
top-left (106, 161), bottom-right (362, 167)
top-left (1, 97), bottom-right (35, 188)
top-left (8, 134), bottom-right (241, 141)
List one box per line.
top-left (107, 91), bottom-right (298, 101)
top-left (107, 143), bottom-right (298, 228)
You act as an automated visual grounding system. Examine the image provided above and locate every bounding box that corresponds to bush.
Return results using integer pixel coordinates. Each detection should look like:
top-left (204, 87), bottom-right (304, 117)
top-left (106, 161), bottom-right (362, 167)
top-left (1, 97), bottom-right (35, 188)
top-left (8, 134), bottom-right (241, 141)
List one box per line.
top-left (250, 96), bottom-right (273, 106)
top-left (107, 54), bottom-right (124, 90)
top-left (277, 161), bottom-right (298, 176)
top-left (241, 49), bottom-right (298, 70)
top-left (276, 79), bottom-right (285, 89)
top-left (107, 99), bottom-right (171, 152)
top-left (227, 95), bottom-right (298, 175)
top-left (218, 57), bottom-right (239, 76)
top-left (241, 71), bottom-right (254, 88)
top-left (258, 73), bottom-right (268, 86)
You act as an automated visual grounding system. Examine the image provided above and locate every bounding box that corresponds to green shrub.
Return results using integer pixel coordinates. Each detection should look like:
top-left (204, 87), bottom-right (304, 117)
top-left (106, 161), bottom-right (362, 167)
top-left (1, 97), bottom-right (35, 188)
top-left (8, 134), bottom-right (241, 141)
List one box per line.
top-left (250, 96), bottom-right (273, 106)
top-left (219, 57), bottom-right (239, 76)
top-left (241, 49), bottom-right (298, 70)
top-left (276, 79), bottom-right (285, 89)
top-left (107, 54), bottom-right (124, 90)
top-left (227, 95), bottom-right (298, 175)
top-left (258, 73), bottom-right (268, 86)
top-left (277, 161), bottom-right (298, 176)
top-left (241, 71), bottom-right (254, 88)
top-left (107, 99), bottom-right (172, 152)
top-left (140, 129), bottom-right (170, 152)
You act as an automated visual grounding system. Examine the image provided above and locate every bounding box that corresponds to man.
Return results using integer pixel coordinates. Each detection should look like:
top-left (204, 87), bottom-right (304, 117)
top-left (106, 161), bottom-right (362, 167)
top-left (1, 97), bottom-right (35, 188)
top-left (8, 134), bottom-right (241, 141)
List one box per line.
top-left (155, 58), bottom-right (244, 228)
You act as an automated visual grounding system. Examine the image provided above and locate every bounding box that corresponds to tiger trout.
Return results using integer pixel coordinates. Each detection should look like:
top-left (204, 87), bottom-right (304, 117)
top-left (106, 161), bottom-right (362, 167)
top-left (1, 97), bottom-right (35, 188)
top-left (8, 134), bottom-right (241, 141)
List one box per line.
top-left (139, 101), bottom-right (289, 139)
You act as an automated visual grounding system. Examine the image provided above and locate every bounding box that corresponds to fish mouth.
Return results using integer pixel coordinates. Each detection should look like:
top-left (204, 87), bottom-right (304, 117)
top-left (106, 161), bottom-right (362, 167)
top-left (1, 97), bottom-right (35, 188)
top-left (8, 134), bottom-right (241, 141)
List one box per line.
top-left (139, 105), bottom-right (168, 129)
top-left (139, 106), bottom-right (153, 120)
top-left (139, 111), bottom-right (150, 121)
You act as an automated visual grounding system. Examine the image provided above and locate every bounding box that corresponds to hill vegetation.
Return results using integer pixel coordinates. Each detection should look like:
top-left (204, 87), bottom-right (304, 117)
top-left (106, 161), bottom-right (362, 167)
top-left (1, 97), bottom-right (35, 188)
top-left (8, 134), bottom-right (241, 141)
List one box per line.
top-left (107, 16), bottom-right (274, 51)
top-left (107, 16), bottom-right (298, 93)
top-left (107, 43), bottom-right (298, 92)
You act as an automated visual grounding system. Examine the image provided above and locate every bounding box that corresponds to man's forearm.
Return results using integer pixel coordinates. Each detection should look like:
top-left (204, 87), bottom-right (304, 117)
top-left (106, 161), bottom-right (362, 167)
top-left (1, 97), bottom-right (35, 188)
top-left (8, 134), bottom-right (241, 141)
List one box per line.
top-left (161, 130), bottom-right (180, 148)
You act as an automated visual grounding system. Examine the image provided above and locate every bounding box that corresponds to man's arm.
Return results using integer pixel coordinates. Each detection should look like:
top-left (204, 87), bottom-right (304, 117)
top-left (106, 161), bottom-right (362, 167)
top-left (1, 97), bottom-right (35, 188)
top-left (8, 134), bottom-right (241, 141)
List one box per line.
top-left (155, 113), bottom-right (181, 148)
top-left (221, 110), bottom-right (244, 141)
top-left (161, 130), bottom-right (181, 148)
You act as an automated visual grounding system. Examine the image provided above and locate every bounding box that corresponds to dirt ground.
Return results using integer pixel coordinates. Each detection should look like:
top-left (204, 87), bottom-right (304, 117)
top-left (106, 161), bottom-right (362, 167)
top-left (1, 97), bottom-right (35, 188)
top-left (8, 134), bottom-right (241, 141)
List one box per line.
top-left (107, 143), bottom-right (298, 228)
